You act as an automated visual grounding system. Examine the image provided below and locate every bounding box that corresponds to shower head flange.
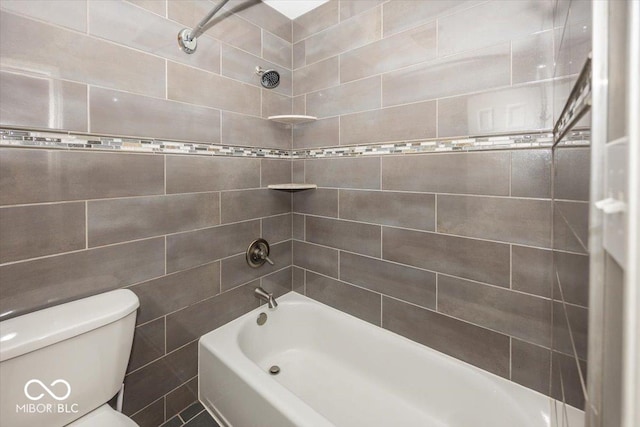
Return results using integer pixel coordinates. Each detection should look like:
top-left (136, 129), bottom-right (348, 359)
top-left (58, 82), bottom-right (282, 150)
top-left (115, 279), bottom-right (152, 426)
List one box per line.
top-left (178, 29), bottom-right (197, 54)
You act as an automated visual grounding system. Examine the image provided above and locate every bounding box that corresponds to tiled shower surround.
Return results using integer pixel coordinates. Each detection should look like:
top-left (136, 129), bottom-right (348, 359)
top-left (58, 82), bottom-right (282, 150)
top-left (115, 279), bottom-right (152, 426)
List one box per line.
top-left (0, 0), bottom-right (591, 426)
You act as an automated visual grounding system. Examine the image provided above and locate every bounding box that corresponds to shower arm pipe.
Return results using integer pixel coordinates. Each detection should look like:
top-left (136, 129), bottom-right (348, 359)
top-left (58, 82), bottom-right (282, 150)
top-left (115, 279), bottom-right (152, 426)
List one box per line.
top-left (178, 0), bottom-right (230, 54)
top-left (187, 0), bottom-right (230, 41)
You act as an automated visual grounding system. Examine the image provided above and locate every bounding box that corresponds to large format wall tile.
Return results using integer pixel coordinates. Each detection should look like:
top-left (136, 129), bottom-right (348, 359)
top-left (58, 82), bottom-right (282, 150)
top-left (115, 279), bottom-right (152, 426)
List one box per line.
top-left (554, 147), bottom-right (591, 201)
top-left (262, 214), bottom-right (292, 244)
top-left (306, 216), bottom-right (381, 257)
top-left (123, 341), bottom-right (198, 415)
top-left (382, 0), bottom-right (477, 37)
top-left (382, 152), bottom-right (510, 195)
top-left (305, 157), bottom-right (381, 189)
top-left (340, 252), bottom-right (436, 309)
top-left (339, 101), bottom-right (436, 145)
top-left (0, 71), bottom-right (87, 132)
top-left (262, 90), bottom-right (292, 119)
top-left (165, 281), bottom-right (259, 352)
top-left (382, 44), bottom-right (510, 107)
top-left (0, 202), bottom-right (85, 264)
top-left (292, 117), bottom-right (340, 149)
top-left (382, 227), bottom-right (510, 287)
top-left (437, 81), bottom-right (555, 137)
top-left (306, 76), bottom-right (381, 118)
top-left (168, 0), bottom-right (261, 56)
top-left (339, 0), bottom-right (383, 21)
top-left (221, 242), bottom-right (291, 291)
top-left (221, 111), bottom-right (291, 149)
top-left (437, 195), bottom-right (552, 247)
top-left (554, 251), bottom-right (589, 307)
top-left (511, 149), bottom-right (552, 198)
top-left (261, 159), bottom-right (291, 187)
top-left (553, 201), bottom-right (589, 254)
top-left (339, 190), bottom-right (435, 231)
top-left (0, 0), bottom-right (87, 32)
top-left (166, 156), bottom-right (260, 194)
top-left (437, 0), bottom-right (553, 56)
top-left (1, 11), bottom-right (165, 98)
top-left (0, 149), bottom-right (164, 205)
top-left (512, 30), bottom-right (554, 84)
top-left (304, 6), bottom-right (380, 64)
top-left (128, 317), bottom-right (165, 372)
top-left (292, 241), bottom-right (339, 278)
top-left (167, 62), bottom-right (260, 117)
top-left (262, 30), bottom-right (292, 69)
top-left (437, 274), bottom-right (552, 347)
top-left (166, 220), bottom-right (260, 273)
top-left (293, 56), bottom-right (339, 96)
top-left (88, 193), bottom-right (220, 247)
top-left (293, 188), bottom-right (339, 217)
top-left (382, 297), bottom-right (510, 377)
top-left (511, 339), bottom-right (551, 395)
top-left (228, 0), bottom-right (292, 42)
top-left (340, 21), bottom-right (436, 83)
top-left (306, 272), bottom-right (381, 325)
top-left (89, 0), bottom-right (220, 74)
top-left (0, 238), bottom-right (165, 320)
top-left (129, 262), bottom-right (220, 325)
top-left (221, 44), bottom-right (291, 96)
top-left (90, 87), bottom-right (221, 143)
top-left (512, 246), bottom-right (553, 298)
top-left (221, 189), bottom-right (290, 223)
top-left (292, 0), bottom-right (339, 42)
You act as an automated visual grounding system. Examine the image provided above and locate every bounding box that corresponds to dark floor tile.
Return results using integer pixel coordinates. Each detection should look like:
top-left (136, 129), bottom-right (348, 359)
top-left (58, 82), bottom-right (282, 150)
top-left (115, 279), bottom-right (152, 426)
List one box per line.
top-left (166, 377), bottom-right (198, 420)
top-left (183, 410), bottom-right (220, 427)
top-left (160, 415), bottom-right (183, 427)
top-left (180, 402), bottom-right (205, 423)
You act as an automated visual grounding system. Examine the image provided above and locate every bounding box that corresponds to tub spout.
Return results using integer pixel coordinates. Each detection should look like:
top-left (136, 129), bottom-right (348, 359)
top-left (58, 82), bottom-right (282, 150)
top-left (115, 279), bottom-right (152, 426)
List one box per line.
top-left (255, 286), bottom-right (278, 309)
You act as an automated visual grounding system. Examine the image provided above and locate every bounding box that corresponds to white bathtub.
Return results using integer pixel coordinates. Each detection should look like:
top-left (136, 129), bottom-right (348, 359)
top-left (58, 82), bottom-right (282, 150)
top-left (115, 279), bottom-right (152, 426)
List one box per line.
top-left (199, 292), bottom-right (584, 427)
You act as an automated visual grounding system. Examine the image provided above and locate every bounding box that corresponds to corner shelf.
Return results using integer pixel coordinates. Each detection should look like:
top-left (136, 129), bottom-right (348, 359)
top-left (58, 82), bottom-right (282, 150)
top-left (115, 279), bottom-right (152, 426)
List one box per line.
top-left (267, 184), bottom-right (317, 191)
top-left (267, 115), bottom-right (317, 125)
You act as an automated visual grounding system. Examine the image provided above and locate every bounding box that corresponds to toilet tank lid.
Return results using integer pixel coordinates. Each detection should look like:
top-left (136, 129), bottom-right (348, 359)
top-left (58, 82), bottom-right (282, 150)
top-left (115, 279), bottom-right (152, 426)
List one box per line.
top-left (0, 290), bottom-right (139, 362)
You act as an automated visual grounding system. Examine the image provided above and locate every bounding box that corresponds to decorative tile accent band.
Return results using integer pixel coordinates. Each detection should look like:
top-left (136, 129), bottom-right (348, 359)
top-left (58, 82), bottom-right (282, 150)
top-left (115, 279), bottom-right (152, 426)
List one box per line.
top-left (0, 128), bottom-right (590, 159)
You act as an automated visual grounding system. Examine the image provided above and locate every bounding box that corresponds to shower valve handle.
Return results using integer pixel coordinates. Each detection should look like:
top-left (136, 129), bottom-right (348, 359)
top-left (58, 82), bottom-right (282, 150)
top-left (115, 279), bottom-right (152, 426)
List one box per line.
top-left (246, 239), bottom-right (274, 268)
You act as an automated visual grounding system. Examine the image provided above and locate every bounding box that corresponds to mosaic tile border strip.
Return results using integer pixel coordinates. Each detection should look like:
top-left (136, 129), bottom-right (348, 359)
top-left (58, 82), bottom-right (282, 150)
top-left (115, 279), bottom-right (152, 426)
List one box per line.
top-left (0, 128), bottom-right (590, 159)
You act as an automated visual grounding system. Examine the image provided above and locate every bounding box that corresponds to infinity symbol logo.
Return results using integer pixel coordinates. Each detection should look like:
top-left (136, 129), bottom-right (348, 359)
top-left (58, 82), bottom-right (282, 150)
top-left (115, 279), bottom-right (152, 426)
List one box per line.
top-left (24, 379), bottom-right (71, 401)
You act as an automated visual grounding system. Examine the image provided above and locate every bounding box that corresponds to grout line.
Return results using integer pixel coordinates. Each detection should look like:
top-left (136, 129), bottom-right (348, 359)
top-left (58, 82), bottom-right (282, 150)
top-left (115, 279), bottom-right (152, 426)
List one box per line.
top-left (509, 337), bottom-right (513, 379)
top-left (435, 273), bottom-right (439, 311)
top-left (509, 244), bottom-right (513, 289)
top-left (509, 151), bottom-right (513, 196)
top-left (86, 86), bottom-right (91, 133)
top-left (84, 201), bottom-right (88, 249)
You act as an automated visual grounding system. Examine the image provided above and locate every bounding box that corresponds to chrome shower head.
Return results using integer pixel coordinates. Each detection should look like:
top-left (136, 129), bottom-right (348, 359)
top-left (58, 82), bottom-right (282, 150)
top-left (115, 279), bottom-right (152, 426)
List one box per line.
top-left (256, 66), bottom-right (280, 89)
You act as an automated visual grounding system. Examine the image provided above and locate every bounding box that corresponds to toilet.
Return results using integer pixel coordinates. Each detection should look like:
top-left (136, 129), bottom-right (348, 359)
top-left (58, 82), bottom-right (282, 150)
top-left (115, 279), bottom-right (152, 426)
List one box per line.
top-left (0, 289), bottom-right (140, 427)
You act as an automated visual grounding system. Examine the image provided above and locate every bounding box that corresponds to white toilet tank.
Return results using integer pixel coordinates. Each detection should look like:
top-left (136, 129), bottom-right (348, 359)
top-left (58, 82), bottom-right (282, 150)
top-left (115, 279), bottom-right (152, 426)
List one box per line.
top-left (0, 289), bottom-right (139, 427)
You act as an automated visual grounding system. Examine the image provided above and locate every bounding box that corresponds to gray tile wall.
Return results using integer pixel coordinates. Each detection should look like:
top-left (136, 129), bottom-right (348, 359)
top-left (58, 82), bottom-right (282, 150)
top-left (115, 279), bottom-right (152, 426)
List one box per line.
top-left (292, 0), bottom-right (590, 148)
top-left (0, 0), bottom-right (293, 149)
top-left (292, 147), bottom-right (589, 405)
top-left (0, 148), bottom-right (294, 426)
top-left (0, 2), bottom-right (592, 426)
top-left (550, 145), bottom-right (590, 411)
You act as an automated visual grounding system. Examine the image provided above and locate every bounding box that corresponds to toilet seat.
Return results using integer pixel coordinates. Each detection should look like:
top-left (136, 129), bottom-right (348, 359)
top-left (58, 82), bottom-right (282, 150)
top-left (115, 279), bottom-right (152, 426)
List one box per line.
top-left (66, 404), bottom-right (139, 427)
